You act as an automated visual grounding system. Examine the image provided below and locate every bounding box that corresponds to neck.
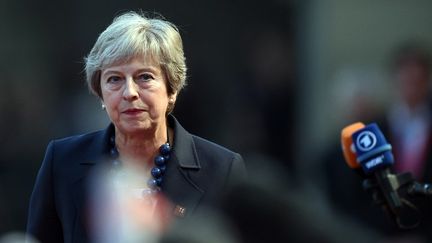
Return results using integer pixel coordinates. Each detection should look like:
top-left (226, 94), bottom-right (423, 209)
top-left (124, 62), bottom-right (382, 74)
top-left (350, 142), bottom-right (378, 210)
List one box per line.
top-left (115, 123), bottom-right (169, 167)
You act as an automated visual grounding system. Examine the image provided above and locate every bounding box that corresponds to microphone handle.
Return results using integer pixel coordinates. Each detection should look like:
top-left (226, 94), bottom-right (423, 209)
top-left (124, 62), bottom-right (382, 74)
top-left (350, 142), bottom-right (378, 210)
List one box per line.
top-left (374, 168), bottom-right (403, 212)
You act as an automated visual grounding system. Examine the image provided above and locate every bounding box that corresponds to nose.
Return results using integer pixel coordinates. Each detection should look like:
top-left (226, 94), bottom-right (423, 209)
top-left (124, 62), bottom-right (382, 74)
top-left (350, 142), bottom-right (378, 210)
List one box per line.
top-left (123, 77), bottom-right (139, 101)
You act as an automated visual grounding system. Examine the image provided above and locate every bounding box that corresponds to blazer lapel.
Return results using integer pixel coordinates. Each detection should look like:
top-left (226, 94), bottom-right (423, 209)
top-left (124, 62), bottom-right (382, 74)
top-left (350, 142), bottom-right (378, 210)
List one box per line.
top-left (70, 124), bottom-right (114, 236)
top-left (162, 115), bottom-right (204, 217)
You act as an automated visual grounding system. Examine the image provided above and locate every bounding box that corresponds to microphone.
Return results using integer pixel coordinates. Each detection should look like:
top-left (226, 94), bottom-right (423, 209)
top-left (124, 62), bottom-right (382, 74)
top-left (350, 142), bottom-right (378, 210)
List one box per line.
top-left (340, 122), bottom-right (426, 228)
top-left (342, 123), bottom-right (402, 210)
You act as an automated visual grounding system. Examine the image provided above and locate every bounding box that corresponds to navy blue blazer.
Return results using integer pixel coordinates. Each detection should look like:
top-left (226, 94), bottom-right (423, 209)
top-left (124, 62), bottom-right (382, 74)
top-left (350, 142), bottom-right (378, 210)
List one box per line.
top-left (27, 115), bottom-right (246, 243)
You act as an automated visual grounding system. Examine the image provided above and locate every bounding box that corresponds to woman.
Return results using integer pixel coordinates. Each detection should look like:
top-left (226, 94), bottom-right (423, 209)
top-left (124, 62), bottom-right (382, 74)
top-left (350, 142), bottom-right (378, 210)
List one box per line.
top-left (27, 11), bottom-right (246, 243)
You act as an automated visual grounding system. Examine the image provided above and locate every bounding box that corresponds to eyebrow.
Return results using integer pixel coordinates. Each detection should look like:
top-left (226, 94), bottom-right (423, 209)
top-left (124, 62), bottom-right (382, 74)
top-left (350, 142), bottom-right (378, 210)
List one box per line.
top-left (101, 67), bottom-right (160, 78)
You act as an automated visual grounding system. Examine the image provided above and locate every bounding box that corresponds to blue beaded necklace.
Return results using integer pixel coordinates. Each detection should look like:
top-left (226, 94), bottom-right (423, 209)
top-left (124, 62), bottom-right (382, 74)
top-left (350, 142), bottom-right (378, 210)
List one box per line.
top-left (109, 134), bottom-right (171, 192)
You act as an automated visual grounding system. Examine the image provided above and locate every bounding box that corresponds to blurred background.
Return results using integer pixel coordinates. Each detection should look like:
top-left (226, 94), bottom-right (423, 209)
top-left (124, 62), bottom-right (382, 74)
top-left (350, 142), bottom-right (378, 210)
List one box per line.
top-left (2, 0), bottom-right (432, 242)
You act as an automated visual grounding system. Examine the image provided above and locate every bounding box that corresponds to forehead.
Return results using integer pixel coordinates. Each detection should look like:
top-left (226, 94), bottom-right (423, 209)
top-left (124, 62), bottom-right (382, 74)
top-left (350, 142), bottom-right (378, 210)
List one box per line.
top-left (102, 55), bottom-right (162, 74)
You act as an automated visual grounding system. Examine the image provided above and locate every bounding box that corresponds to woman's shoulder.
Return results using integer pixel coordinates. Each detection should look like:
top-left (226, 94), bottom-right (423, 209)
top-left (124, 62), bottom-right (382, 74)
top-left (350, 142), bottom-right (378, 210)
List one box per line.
top-left (47, 125), bottom-right (112, 156)
top-left (191, 135), bottom-right (239, 157)
top-left (168, 115), bottom-right (240, 159)
top-left (189, 135), bottom-right (247, 186)
top-left (52, 129), bottom-right (106, 146)
top-left (170, 115), bottom-right (240, 157)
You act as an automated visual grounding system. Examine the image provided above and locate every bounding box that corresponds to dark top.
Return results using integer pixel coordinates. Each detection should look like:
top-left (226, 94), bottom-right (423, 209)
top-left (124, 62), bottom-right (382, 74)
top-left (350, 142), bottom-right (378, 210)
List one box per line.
top-left (26, 115), bottom-right (246, 243)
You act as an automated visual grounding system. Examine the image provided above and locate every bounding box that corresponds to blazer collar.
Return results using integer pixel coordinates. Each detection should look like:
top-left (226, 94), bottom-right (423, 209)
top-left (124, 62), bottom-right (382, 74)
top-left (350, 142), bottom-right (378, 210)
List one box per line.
top-left (168, 114), bottom-right (201, 169)
top-left (163, 115), bottom-right (204, 217)
top-left (79, 123), bottom-right (114, 166)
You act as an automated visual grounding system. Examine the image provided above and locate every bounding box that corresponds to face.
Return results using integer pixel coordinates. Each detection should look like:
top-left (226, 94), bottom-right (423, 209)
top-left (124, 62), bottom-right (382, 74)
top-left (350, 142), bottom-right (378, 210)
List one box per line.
top-left (100, 56), bottom-right (176, 135)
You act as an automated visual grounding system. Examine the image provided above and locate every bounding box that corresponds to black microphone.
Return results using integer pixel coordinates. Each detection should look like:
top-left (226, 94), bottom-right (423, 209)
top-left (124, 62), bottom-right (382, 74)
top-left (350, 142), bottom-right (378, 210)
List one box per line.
top-left (341, 122), bottom-right (429, 229)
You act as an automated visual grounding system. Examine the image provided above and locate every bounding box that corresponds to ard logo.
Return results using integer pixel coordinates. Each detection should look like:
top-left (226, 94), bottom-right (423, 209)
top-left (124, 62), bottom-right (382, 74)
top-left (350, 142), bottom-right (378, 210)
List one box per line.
top-left (356, 131), bottom-right (377, 152)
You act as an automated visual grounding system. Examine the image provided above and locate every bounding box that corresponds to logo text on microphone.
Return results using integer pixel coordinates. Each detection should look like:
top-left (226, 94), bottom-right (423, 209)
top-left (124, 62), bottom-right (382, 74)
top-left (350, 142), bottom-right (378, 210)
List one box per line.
top-left (364, 154), bottom-right (385, 170)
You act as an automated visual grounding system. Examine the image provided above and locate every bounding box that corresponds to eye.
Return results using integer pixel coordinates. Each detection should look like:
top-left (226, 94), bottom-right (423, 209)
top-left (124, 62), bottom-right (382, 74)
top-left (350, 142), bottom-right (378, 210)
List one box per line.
top-left (106, 76), bottom-right (122, 83)
top-left (137, 73), bottom-right (154, 82)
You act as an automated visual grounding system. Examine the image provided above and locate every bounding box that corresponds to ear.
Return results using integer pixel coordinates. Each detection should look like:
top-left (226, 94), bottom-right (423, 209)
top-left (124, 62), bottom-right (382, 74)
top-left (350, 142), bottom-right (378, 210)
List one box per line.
top-left (168, 92), bottom-right (178, 104)
top-left (166, 92), bottom-right (178, 114)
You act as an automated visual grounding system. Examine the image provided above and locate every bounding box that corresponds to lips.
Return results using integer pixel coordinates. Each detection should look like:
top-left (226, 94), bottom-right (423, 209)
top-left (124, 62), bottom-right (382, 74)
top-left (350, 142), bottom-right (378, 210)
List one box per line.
top-left (122, 108), bottom-right (146, 115)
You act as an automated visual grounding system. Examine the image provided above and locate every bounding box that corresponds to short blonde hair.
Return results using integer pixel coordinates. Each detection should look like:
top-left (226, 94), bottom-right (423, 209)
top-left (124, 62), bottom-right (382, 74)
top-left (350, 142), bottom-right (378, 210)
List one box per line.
top-left (84, 11), bottom-right (187, 98)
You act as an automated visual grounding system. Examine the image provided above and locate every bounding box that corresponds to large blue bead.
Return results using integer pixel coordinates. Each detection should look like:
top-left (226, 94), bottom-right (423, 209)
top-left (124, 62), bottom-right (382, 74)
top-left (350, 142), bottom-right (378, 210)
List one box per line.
top-left (156, 178), bottom-right (163, 186)
top-left (151, 167), bottom-right (162, 178)
top-left (160, 143), bottom-right (171, 155)
top-left (159, 165), bottom-right (167, 174)
top-left (147, 179), bottom-right (158, 189)
top-left (154, 155), bottom-right (165, 166)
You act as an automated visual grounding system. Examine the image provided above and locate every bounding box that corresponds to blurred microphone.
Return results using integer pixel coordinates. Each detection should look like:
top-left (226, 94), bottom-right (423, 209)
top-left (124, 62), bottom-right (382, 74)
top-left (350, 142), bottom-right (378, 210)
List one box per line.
top-left (340, 122), bottom-right (430, 228)
top-left (341, 123), bottom-right (402, 213)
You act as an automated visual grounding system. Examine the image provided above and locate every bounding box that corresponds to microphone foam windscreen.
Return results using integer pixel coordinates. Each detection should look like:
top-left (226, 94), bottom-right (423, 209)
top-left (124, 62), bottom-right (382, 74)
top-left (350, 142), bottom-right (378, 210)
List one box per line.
top-left (341, 122), bottom-right (365, 169)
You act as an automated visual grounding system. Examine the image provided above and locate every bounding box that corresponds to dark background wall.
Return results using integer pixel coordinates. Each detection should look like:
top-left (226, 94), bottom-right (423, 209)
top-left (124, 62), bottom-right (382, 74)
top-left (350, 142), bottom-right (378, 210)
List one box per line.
top-left (2, 0), bottom-right (432, 240)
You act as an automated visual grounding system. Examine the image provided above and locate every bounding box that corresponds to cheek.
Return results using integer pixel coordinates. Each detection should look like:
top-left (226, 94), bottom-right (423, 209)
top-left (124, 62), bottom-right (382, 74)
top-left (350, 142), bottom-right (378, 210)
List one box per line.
top-left (103, 93), bottom-right (121, 113)
top-left (141, 92), bottom-right (169, 113)
top-left (140, 89), bottom-right (163, 103)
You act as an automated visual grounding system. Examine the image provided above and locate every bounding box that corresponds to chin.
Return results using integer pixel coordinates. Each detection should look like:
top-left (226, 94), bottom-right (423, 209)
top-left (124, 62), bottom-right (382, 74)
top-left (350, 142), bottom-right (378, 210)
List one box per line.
top-left (118, 120), bottom-right (154, 134)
